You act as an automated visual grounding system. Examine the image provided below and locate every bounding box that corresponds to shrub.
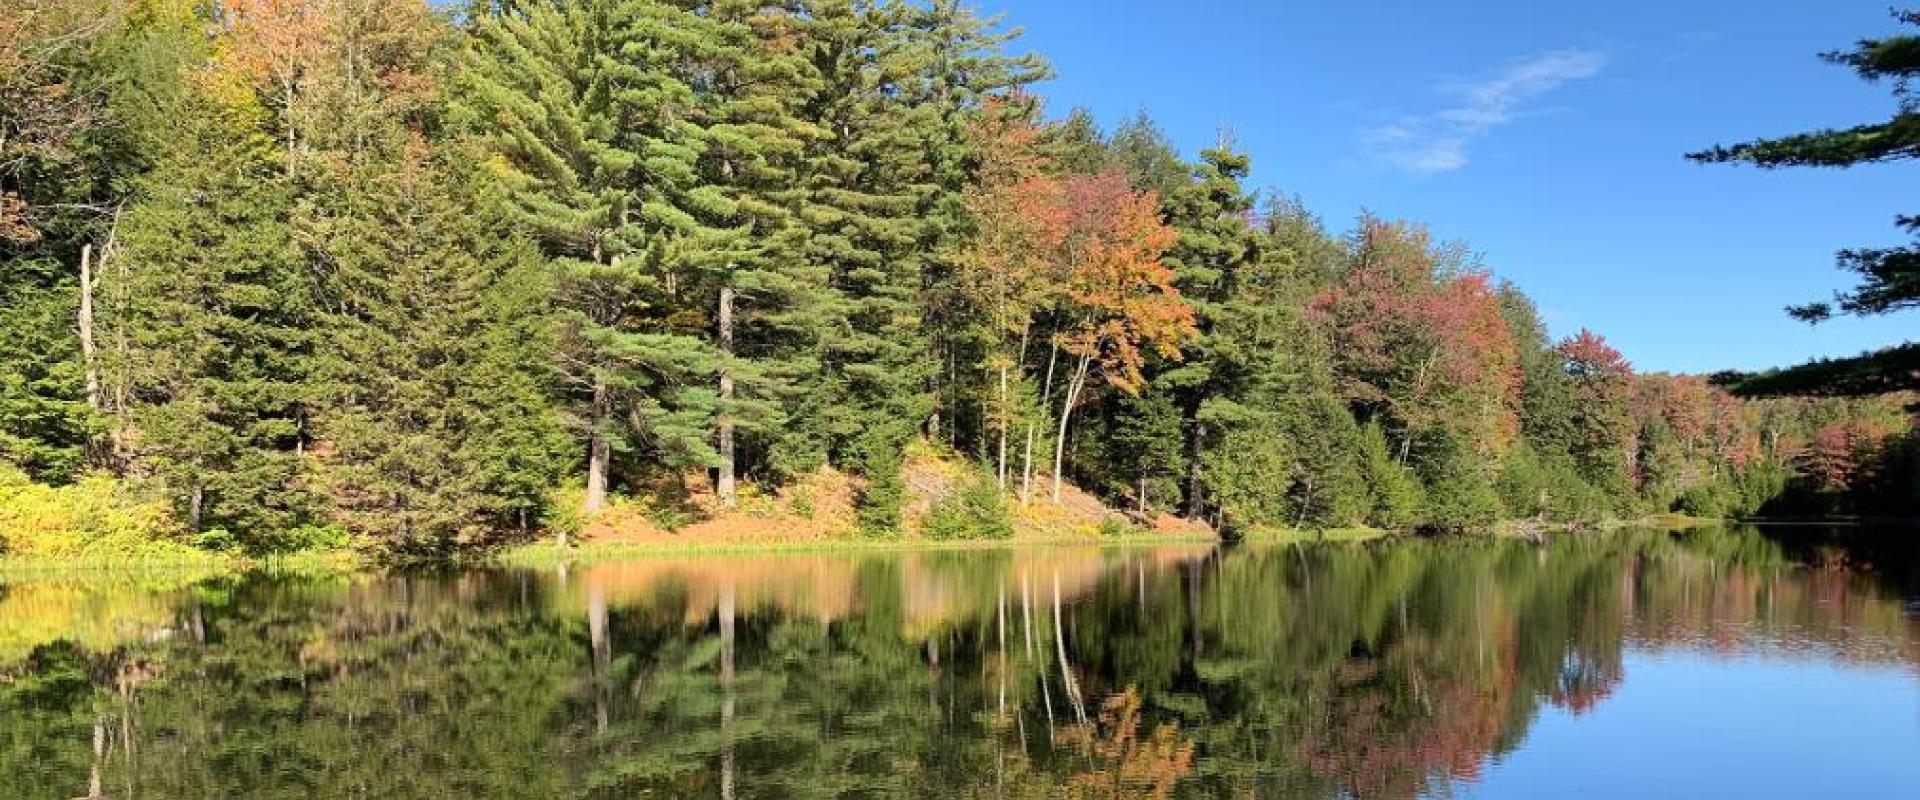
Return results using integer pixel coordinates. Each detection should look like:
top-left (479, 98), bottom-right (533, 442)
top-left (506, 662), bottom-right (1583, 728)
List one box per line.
top-left (0, 464), bottom-right (204, 561)
top-left (1416, 434), bottom-right (1500, 532)
top-left (1360, 421), bottom-right (1424, 529)
top-left (855, 439), bottom-right (907, 538)
top-left (1500, 443), bottom-right (1613, 524)
top-left (922, 473), bottom-right (1013, 540)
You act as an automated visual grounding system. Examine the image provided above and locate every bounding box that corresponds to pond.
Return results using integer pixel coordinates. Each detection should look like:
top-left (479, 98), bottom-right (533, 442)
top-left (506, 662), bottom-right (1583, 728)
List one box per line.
top-left (4, 524), bottom-right (1919, 799)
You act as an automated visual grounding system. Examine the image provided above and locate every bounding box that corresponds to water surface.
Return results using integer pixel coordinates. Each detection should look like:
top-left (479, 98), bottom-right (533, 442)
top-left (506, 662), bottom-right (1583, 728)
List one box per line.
top-left (4, 524), bottom-right (1918, 799)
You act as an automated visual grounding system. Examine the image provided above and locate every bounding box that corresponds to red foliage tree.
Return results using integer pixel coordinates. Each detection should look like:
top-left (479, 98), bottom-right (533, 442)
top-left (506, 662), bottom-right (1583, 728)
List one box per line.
top-left (1802, 422), bottom-right (1858, 492)
top-left (1312, 217), bottom-right (1520, 460)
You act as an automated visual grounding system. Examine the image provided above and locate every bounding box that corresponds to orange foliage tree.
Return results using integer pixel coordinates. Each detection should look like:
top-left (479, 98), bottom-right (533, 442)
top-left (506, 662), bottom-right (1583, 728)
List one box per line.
top-left (1049, 171), bottom-right (1192, 502)
top-left (216, 0), bottom-right (438, 167)
top-left (955, 99), bottom-right (1069, 488)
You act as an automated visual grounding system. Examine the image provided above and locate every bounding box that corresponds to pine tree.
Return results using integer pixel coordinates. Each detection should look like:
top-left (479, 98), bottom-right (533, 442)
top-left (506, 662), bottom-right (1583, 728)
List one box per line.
top-left (305, 149), bottom-right (568, 554)
top-left (0, 253), bottom-right (93, 480)
top-left (1152, 143), bottom-right (1265, 520)
top-left (673, 0), bottom-right (833, 507)
top-left (454, 0), bottom-right (720, 518)
top-left (796, 0), bottom-right (938, 531)
top-left (117, 66), bottom-right (313, 540)
top-left (1691, 9), bottom-right (1920, 393)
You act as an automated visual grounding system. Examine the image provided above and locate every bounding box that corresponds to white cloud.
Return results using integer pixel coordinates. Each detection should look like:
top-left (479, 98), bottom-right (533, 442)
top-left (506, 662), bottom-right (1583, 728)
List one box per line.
top-left (1364, 50), bottom-right (1604, 175)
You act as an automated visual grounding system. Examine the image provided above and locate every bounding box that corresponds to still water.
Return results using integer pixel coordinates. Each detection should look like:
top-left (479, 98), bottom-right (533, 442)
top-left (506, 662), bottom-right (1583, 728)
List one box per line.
top-left (4, 524), bottom-right (1919, 799)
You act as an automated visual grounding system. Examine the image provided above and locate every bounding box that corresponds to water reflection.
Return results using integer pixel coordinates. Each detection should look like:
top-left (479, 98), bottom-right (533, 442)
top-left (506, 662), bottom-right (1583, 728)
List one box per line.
top-left (3, 525), bottom-right (1918, 799)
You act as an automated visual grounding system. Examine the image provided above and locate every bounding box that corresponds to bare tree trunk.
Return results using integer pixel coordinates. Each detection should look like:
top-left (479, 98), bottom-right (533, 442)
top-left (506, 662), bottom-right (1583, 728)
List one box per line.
top-left (582, 375), bottom-right (609, 530)
top-left (1051, 354), bottom-right (1090, 504)
top-left (996, 364), bottom-right (1008, 489)
top-left (717, 284), bottom-right (737, 507)
top-left (78, 244), bottom-right (99, 412)
top-left (1020, 424), bottom-right (1036, 504)
top-left (188, 482), bottom-right (204, 533)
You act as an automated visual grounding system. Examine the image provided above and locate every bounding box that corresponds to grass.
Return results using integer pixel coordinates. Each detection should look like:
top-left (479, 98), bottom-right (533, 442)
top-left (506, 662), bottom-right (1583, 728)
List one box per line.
top-left (494, 529), bottom-right (1224, 567)
top-left (1236, 525), bottom-right (1390, 545)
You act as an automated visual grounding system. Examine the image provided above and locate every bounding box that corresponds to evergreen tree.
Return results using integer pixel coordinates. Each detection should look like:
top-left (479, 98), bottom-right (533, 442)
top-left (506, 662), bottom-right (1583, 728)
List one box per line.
top-left (1358, 419), bottom-right (1423, 529)
top-left (1690, 9), bottom-right (1920, 391)
top-left (675, 0), bottom-right (832, 506)
top-left (117, 66), bottom-right (313, 539)
top-left (0, 253), bottom-right (92, 480)
top-left (798, 0), bottom-right (940, 531)
top-left (306, 150), bottom-right (569, 554)
top-left (454, 0), bottom-right (720, 516)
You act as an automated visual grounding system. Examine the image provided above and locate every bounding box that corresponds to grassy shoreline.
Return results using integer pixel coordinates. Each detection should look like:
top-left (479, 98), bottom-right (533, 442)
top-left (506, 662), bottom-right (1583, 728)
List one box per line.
top-left (0, 514), bottom-right (1743, 579)
top-left (490, 531), bottom-right (1229, 567)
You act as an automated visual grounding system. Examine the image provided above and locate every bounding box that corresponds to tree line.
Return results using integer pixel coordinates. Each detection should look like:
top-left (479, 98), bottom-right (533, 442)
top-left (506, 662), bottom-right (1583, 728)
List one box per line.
top-left (2, 0), bottom-right (1915, 556)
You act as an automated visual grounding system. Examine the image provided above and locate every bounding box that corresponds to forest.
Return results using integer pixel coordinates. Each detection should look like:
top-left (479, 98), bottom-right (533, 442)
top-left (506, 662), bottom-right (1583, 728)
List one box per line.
top-left (3, 0), bottom-right (1917, 560)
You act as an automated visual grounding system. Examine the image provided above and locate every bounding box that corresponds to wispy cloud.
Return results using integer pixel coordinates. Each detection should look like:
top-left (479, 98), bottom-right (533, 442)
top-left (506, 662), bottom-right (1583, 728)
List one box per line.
top-left (1364, 50), bottom-right (1605, 175)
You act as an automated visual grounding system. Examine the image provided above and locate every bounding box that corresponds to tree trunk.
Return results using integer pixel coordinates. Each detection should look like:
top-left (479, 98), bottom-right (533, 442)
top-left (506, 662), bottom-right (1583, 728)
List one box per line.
top-left (1020, 423), bottom-right (1036, 504)
top-left (717, 284), bottom-right (737, 507)
top-left (78, 244), bottom-right (99, 412)
top-left (188, 482), bottom-right (204, 533)
top-left (1186, 421), bottom-right (1207, 521)
top-left (1051, 354), bottom-right (1090, 504)
top-left (996, 364), bottom-right (1008, 489)
top-left (582, 374), bottom-right (610, 530)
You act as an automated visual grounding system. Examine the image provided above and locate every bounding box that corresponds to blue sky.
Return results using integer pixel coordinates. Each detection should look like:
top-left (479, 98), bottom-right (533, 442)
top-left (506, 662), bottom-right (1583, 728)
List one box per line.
top-left (984, 0), bottom-right (1916, 374)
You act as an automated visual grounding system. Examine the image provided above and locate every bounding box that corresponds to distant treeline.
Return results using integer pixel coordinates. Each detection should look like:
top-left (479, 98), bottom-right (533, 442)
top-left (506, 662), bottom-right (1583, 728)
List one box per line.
top-left (2, 0), bottom-right (1915, 556)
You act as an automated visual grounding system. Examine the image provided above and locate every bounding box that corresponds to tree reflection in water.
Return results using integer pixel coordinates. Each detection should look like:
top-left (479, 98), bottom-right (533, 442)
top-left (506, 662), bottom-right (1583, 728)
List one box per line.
top-left (2, 524), bottom-right (1918, 799)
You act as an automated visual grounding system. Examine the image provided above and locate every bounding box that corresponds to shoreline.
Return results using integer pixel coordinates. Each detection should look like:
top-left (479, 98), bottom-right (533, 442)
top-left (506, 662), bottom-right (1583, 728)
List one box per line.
top-left (0, 515), bottom-right (1772, 579)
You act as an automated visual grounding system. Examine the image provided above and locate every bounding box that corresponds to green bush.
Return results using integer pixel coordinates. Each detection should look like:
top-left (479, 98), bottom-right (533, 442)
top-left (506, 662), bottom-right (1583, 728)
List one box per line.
top-left (258, 524), bottom-right (353, 554)
top-left (1500, 443), bottom-right (1613, 524)
top-left (922, 474), bottom-right (1013, 540)
top-left (1360, 421), bottom-right (1424, 529)
top-left (855, 439), bottom-right (907, 538)
top-left (1416, 434), bottom-right (1501, 532)
top-left (1674, 483), bottom-right (1733, 518)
